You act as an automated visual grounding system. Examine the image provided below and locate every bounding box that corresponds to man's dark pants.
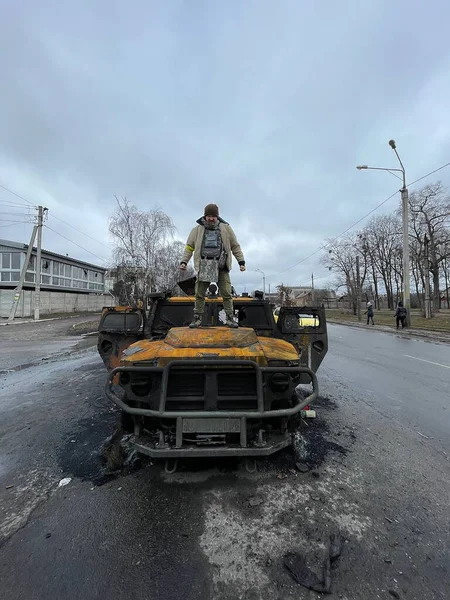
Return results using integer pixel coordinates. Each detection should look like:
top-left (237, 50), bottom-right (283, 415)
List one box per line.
top-left (396, 316), bottom-right (406, 328)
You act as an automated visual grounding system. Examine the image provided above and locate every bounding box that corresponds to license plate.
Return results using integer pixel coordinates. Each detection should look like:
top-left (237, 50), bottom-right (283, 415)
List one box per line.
top-left (182, 418), bottom-right (241, 434)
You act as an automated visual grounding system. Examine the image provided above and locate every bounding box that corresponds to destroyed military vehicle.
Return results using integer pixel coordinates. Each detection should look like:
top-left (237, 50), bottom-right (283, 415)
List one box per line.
top-left (97, 283), bottom-right (328, 468)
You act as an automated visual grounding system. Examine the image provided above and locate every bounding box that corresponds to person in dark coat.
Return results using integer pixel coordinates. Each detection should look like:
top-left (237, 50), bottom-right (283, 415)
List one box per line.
top-left (364, 301), bottom-right (375, 325)
top-left (395, 301), bottom-right (407, 328)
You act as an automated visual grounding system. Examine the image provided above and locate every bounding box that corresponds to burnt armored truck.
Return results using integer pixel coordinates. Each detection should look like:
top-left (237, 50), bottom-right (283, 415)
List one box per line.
top-left (97, 287), bottom-right (327, 467)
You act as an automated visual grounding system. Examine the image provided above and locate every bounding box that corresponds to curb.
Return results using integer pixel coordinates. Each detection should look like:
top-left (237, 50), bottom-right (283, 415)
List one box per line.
top-left (0, 313), bottom-right (102, 327)
top-left (327, 319), bottom-right (450, 344)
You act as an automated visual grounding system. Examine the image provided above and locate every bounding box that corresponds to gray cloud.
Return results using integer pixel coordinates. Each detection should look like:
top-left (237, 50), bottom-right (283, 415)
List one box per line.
top-left (1, 0), bottom-right (450, 293)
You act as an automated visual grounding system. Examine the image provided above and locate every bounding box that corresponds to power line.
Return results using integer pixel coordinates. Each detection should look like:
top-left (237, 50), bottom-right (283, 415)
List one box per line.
top-left (48, 214), bottom-right (111, 249)
top-left (44, 224), bottom-right (109, 263)
top-left (1, 181), bottom-right (111, 250)
top-left (0, 221), bottom-right (31, 227)
top-left (270, 190), bottom-right (398, 278)
top-left (0, 183), bottom-right (35, 206)
top-left (0, 218), bottom-right (33, 222)
top-left (268, 159), bottom-right (450, 280)
top-left (274, 248), bottom-right (323, 277)
top-left (0, 201), bottom-right (33, 209)
top-left (0, 212), bottom-right (32, 217)
top-left (407, 161), bottom-right (450, 187)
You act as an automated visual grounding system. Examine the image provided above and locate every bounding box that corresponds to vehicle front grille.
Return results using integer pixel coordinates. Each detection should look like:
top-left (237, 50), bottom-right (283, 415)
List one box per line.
top-left (165, 367), bottom-right (258, 412)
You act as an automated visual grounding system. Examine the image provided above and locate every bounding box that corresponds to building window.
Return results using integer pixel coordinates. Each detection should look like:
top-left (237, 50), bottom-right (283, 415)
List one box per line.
top-left (27, 256), bottom-right (36, 272)
top-left (41, 259), bottom-right (50, 273)
top-left (11, 254), bottom-right (21, 270)
top-left (42, 275), bottom-right (50, 284)
top-left (11, 271), bottom-right (20, 281)
top-left (1, 254), bottom-right (11, 269)
top-left (25, 272), bottom-right (35, 283)
top-left (1, 272), bottom-right (10, 281)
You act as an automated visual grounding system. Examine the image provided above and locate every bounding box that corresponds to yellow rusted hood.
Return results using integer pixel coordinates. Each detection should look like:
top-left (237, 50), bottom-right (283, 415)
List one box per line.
top-left (120, 327), bottom-right (298, 366)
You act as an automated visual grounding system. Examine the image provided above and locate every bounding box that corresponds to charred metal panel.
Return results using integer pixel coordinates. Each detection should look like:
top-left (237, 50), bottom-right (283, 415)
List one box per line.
top-left (97, 306), bottom-right (145, 372)
top-left (276, 307), bottom-right (328, 377)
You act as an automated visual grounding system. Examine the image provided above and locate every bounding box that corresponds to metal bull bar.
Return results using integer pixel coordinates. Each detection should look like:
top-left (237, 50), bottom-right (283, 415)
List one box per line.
top-left (105, 359), bottom-right (318, 419)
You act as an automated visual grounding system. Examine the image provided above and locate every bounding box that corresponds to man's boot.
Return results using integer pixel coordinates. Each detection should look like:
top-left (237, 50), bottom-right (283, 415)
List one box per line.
top-left (189, 314), bottom-right (202, 328)
top-left (225, 314), bottom-right (238, 328)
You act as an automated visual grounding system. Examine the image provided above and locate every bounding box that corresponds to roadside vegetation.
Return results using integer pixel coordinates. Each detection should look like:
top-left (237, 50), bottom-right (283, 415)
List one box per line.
top-left (326, 308), bottom-right (450, 332)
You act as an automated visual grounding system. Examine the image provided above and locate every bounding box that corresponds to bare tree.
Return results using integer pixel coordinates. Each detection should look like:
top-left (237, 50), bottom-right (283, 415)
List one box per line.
top-left (405, 182), bottom-right (450, 310)
top-left (321, 233), bottom-right (368, 314)
top-left (276, 284), bottom-right (295, 307)
top-left (109, 197), bottom-right (181, 299)
top-left (362, 215), bottom-right (402, 309)
top-left (320, 181), bottom-right (449, 314)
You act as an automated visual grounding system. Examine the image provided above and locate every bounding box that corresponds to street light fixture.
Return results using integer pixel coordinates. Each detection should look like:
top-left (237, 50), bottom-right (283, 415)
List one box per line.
top-left (254, 268), bottom-right (266, 299)
top-left (356, 140), bottom-right (411, 326)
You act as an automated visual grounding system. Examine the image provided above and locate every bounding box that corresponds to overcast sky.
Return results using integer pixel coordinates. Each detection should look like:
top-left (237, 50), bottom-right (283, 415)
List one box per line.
top-left (1, 0), bottom-right (449, 294)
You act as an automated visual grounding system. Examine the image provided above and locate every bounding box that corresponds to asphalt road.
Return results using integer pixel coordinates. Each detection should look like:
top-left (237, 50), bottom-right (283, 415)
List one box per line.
top-left (325, 324), bottom-right (450, 452)
top-left (0, 315), bottom-right (100, 372)
top-left (0, 324), bottom-right (449, 600)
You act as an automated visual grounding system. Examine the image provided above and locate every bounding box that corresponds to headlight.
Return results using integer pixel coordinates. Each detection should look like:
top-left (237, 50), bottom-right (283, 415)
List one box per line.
top-left (269, 373), bottom-right (290, 392)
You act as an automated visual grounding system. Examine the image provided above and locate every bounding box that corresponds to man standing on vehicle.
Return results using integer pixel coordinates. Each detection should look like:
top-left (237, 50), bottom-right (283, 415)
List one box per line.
top-left (179, 203), bottom-right (246, 328)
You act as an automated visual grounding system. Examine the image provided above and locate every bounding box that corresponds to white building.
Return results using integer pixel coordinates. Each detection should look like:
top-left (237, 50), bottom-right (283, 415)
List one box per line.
top-left (0, 238), bottom-right (114, 318)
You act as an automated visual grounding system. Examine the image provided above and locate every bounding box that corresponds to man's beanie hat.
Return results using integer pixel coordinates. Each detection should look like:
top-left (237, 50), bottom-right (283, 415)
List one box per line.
top-left (204, 203), bottom-right (219, 217)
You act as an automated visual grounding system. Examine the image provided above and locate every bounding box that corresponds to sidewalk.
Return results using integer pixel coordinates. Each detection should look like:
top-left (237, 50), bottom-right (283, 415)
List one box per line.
top-left (0, 311), bottom-right (99, 326)
top-left (327, 318), bottom-right (450, 344)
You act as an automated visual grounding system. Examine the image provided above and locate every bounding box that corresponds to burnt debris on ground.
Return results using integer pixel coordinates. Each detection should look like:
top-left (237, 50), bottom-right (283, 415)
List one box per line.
top-left (284, 532), bottom-right (343, 594)
top-left (57, 393), bottom-right (352, 482)
top-left (57, 408), bottom-right (149, 486)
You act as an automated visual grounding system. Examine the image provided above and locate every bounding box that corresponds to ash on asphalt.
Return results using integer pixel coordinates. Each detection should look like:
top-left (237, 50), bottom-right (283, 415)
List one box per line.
top-left (56, 406), bottom-right (150, 486)
top-left (57, 394), bottom-right (352, 483)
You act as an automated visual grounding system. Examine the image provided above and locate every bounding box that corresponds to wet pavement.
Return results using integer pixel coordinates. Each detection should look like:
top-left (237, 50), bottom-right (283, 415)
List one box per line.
top-left (0, 324), bottom-right (449, 599)
top-left (0, 314), bottom-right (100, 371)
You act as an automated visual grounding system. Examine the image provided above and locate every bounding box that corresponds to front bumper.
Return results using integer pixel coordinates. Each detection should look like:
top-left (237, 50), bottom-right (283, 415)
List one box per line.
top-left (105, 360), bottom-right (318, 457)
top-left (105, 359), bottom-right (318, 419)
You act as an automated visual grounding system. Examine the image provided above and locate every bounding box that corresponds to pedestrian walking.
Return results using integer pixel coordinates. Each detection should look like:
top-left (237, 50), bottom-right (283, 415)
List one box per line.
top-left (179, 204), bottom-right (246, 328)
top-left (395, 301), bottom-right (407, 329)
top-left (364, 301), bottom-right (375, 325)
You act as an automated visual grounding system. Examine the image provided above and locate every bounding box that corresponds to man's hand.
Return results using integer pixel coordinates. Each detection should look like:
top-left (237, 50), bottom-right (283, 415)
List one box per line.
top-left (179, 262), bottom-right (187, 271)
top-left (240, 265), bottom-right (246, 272)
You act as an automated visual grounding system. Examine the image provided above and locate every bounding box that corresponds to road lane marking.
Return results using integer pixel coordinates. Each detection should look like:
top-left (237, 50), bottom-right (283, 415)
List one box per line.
top-left (404, 355), bottom-right (450, 370)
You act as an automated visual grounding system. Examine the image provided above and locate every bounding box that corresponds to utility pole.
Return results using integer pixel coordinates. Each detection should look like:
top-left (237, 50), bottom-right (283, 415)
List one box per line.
top-left (356, 254), bottom-right (361, 322)
top-left (424, 234), bottom-right (431, 319)
top-left (357, 140), bottom-right (411, 326)
top-left (311, 273), bottom-right (314, 290)
top-left (400, 185), bottom-right (411, 326)
top-left (7, 225), bottom-right (38, 323)
top-left (34, 206), bottom-right (47, 320)
top-left (389, 140), bottom-right (411, 327)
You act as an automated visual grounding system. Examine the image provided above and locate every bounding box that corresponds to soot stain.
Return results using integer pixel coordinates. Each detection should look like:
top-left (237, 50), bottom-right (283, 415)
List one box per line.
top-left (57, 407), bottom-right (148, 486)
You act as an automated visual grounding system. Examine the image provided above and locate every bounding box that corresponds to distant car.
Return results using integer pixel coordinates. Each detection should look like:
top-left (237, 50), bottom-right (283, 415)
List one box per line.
top-left (273, 306), bottom-right (319, 328)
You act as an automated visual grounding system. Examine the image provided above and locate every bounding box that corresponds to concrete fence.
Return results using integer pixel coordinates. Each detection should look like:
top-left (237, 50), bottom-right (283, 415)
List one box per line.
top-left (0, 290), bottom-right (115, 318)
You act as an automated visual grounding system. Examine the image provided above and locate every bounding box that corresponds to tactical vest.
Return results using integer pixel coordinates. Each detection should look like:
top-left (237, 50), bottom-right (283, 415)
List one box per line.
top-left (201, 227), bottom-right (222, 259)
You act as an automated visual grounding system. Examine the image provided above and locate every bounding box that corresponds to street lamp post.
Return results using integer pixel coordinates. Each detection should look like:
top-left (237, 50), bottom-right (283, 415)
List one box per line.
top-left (255, 268), bottom-right (266, 299)
top-left (356, 140), bottom-right (411, 327)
